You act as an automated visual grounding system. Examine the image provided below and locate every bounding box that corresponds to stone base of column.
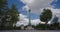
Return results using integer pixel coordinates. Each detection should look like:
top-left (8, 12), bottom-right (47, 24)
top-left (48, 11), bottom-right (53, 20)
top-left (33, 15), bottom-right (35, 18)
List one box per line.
top-left (25, 26), bottom-right (34, 30)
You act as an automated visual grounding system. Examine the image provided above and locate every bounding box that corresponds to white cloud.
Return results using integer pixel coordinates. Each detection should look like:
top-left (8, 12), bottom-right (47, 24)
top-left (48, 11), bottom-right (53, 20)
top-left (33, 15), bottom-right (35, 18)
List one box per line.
top-left (21, 0), bottom-right (60, 17)
top-left (45, 7), bottom-right (60, 23)
top-left (16, 14), bottom-right (46, 26)
top-left (17, 0), bottom-right (60, 26)
top-left (51, 8), bottom-right (60, 22)
top-left (16, 11), bottom-right (60, 26)
top-left (46, 7), bottom-right (60, 17)
top-left (31, 19), bottom-right (46, 25)
top-left (20, 0), bottom-right (34, 4)
top-left (22, 5), bottom-right (30, 11)
top-left (51, 9), bottom-right (60, 17)
top-left (31, 19), bottom-right (40, 25)
top-left (16, 14), bottom-right (29, 26)
top-left (21, 0), bottom-right (55, 14)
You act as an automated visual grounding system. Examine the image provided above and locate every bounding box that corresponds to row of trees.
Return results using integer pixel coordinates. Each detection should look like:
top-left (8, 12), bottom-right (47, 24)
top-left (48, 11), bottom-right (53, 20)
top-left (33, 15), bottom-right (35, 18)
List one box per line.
top-left (0, 0), bottom-right (19, 30)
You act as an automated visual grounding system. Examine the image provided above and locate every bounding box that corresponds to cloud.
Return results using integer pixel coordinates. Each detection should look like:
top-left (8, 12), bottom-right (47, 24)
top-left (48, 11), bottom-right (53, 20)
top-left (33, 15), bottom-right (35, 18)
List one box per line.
top-left (20, 0), bottom-right (60, 17)
top-left (16, 14), bottom-right (46, 26)
top-left (31, 19), bottom-right (46, 25)
top-left (16, 0), bottom-right (60, 26)
top-left (16, 11), bottom-right (60, 26)
top-left (16, 14), bottom-right (40, 26)
top-left (21, 0), bottom-right (55, 14)
top-left (16, 14), bottom-right (29, 26)
top-left (31, 19), bottom-right (40, 25)
top-left (51, 8), bottom-right (60, 22)
top-left (46, 7), bottom-right (60, 17)
top-left (22, 5), bottom-right (30, 11)
top-left (45, 7), bottom-right (60, 23)
top-left (20, 0), bottom-right (34, 4)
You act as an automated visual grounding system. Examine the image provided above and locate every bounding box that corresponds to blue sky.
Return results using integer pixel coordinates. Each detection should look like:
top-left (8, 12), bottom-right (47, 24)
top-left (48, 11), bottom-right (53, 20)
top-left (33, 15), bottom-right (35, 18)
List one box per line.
top-left (8, 0), bottom-right (40, 20)
top-left (8, 0), bottom-right (60, 9)
top-left (52, 0), bottom-right (60, 8)
top-left (8, 0), bottom-right (60, 26)
top-left (8, 0), bottom-right (60, 20)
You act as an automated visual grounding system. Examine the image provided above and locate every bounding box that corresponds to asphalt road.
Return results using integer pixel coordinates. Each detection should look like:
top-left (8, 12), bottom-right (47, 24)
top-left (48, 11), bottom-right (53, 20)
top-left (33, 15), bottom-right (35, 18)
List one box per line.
top-left (0, 30), bottom-right (60, 32)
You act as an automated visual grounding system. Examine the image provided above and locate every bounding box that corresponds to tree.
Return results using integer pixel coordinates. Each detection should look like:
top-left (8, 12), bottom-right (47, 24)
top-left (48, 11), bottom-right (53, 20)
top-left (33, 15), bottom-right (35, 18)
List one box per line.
top-left (11, 4), bottom-right (19, 24)
top-left (0, 0), bottom-right (19, 29)
top-left (0, 0), bottom-right (8, 14)
top-left (7, 4), bottom-right (19, 28)
top-left (32, 23), bottom-right (46, 30)
top-left (2, 4), bottom-right (19, 29)
top-left (40, 9), bottom-right (52, 29)
top-left (0, 0), bottom-right (8, 29)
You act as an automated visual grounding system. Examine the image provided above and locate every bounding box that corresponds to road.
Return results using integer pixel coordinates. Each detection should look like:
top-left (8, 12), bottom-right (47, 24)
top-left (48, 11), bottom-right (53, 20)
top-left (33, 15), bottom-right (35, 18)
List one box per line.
top-left (0, 30), bottom-right (60, 32)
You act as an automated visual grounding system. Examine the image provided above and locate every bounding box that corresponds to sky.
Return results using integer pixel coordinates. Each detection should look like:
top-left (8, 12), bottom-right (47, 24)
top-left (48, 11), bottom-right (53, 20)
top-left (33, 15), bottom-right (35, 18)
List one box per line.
top-left (8, 0), bottom-right (60, 26)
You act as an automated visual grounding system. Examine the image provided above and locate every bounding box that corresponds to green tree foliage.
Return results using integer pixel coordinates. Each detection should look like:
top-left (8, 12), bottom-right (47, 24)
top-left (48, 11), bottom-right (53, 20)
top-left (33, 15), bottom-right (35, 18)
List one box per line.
top-left (10, 4), bottom-right (19, 24)
top-left (40, 9), bottom-right (52, 29)
top-left (0, 0), bottom-right (8, 29)
top-left (1, 4), bottom-right (19, 29)
top-left (0, 0), bottom-right (8, 15)
top-left (24, 26), bottom-right (28, 29)
top-left (5, 4), bottom-right (19, 28)
top-left (40, 9), bottom-right (52, 23)
top-left (0, 0), bottom-right (19, 30)
top-left (32, 24), bottom-right (46, 30)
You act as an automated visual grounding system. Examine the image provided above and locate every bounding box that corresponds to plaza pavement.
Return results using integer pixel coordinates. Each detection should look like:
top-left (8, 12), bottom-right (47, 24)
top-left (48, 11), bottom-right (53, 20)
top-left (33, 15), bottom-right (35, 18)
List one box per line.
top-left (0, 30), bottom-right (60, 32)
